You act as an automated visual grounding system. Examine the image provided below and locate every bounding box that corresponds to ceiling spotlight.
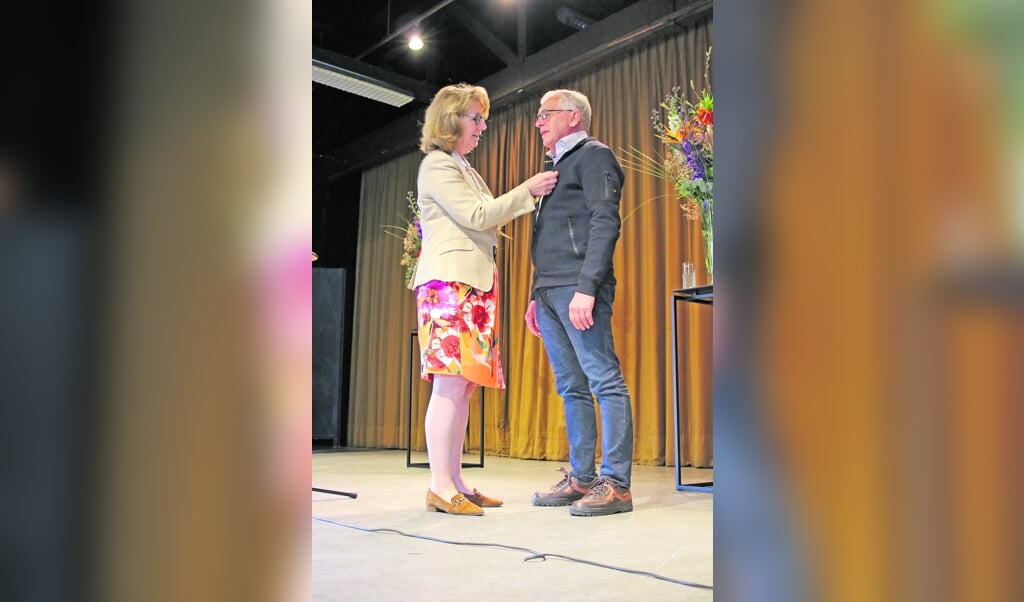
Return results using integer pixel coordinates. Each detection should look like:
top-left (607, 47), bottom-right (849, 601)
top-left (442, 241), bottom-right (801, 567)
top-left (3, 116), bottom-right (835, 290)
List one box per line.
top-left (409, 34), bottom-right (424, 50)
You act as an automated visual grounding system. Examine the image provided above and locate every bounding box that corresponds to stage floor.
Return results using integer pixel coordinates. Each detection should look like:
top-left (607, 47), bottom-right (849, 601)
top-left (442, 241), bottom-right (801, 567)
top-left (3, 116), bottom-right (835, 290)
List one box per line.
top-left (313, 449), bottom-right (713, 601)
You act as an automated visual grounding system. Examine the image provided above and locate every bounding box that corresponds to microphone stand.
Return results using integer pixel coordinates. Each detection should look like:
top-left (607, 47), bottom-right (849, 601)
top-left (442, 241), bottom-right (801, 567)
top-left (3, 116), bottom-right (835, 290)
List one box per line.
top-left (313, 486), bottom-right (357, 499)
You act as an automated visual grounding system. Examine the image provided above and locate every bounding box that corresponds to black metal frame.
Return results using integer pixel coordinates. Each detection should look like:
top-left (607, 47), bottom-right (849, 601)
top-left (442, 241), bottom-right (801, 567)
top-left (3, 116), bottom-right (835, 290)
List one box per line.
top-left (671, 285), bottom-right (713, 492)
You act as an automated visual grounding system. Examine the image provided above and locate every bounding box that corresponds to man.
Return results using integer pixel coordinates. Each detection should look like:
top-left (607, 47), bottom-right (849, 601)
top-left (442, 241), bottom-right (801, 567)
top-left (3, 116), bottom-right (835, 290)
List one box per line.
top-left (526, 89), bottom-right (634, 516)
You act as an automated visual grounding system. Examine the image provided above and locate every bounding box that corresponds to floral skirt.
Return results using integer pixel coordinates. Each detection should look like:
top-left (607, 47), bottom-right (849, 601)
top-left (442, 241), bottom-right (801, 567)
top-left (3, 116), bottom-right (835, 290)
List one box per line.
top-left (415, 275), bottom-right (504, 388)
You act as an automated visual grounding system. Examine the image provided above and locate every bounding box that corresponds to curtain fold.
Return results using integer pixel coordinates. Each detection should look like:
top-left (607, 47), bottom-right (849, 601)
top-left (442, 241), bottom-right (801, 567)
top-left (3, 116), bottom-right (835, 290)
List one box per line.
top-left (347, 152), bottom-right (422, 449)
top-left (347, 18), bottom-right (713, 467)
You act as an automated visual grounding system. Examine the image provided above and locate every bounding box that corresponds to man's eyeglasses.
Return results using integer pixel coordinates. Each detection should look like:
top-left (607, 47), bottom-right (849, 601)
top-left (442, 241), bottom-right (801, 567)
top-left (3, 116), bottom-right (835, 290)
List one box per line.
top-left (536, 108), bottom-right (574, 121)
top-left (461, 113), bottom-right (486, 125)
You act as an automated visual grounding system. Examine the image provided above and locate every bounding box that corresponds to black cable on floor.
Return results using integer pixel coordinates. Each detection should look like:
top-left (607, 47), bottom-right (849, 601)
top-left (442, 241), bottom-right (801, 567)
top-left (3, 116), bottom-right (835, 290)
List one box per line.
top-left (312, 515), bottom-right (713, 591)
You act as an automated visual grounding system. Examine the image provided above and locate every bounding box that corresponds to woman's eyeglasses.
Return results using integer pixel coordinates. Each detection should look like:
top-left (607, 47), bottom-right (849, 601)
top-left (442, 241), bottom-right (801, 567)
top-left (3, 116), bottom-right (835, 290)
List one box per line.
top-left (536, 108), bottom-right (574, 121)
top-left (461, 113), bottom-right (486, 125)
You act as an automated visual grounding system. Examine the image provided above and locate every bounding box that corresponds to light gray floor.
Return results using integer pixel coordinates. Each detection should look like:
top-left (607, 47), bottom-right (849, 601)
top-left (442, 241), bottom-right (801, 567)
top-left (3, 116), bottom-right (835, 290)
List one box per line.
top-left (312, 449), bottom-right (713, 601)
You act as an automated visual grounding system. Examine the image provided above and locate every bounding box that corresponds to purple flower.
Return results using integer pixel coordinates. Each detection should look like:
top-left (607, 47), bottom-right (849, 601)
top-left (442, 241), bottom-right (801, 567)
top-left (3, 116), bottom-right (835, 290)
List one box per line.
top-left (682, 141), bottom-right (705, 180)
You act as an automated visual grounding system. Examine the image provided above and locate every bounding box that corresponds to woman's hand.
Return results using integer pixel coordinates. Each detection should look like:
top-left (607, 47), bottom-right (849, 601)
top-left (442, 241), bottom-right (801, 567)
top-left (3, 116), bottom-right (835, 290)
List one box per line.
top-left (524, 171), bottom-right (558, 197)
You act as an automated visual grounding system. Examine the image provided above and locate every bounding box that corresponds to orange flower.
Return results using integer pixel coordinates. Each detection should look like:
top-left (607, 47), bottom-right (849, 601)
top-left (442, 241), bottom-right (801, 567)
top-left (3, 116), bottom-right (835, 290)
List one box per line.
top-left (659, 125), bottom-right (683, 144)
top-left (696, 107), bottom-right (713, 125)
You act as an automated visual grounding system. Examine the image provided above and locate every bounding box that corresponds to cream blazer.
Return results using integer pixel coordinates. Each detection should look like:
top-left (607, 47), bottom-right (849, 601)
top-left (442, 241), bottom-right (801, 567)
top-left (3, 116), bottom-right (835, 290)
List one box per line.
top-left (409, 150), bottom-right (537, 291)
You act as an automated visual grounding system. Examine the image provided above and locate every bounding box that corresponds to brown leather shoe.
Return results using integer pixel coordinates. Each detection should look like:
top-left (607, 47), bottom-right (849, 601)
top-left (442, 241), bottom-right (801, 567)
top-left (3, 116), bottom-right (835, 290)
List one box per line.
top-left (426, 489), bottom-right (484, 516)
top-left (531, 467), bottom-right (597, 506)
top-left (569, 479), bottom-right (633, 516)
top-left (462, 488), bottom-right (503, 507)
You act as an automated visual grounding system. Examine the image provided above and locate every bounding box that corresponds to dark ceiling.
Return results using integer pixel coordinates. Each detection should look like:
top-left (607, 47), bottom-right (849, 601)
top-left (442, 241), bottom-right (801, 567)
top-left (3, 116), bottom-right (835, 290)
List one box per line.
top-left (312, 0), bottom-right (706, 185)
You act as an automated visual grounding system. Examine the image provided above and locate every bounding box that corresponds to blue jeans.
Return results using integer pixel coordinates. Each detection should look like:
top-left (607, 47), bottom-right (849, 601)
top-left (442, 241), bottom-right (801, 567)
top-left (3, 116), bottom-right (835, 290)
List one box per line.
top-left (534, 284), bottom-right (633, 488)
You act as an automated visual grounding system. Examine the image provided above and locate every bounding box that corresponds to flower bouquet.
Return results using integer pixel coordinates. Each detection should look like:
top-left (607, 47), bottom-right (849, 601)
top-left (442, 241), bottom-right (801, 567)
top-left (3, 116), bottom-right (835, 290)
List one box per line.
top-left (383, 191), bottom-right (421, 287)
top-left (621, 47), bottom-right (713, 277)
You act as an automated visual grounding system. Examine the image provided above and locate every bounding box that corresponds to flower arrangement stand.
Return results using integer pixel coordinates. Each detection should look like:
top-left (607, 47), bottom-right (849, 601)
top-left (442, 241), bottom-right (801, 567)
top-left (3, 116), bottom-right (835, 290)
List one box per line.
top-left (671, 285), bottom-right (714, 492)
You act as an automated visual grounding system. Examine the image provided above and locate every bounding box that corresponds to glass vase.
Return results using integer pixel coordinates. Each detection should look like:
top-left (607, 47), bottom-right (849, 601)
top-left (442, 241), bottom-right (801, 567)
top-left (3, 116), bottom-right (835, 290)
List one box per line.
top-left (702, 227), bottom-right (713, 283)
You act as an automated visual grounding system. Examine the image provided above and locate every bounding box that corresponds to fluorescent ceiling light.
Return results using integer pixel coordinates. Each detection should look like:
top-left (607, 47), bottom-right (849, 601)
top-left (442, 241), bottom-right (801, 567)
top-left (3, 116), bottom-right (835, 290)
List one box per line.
top-left (312, 59), bottom-right (414, 107)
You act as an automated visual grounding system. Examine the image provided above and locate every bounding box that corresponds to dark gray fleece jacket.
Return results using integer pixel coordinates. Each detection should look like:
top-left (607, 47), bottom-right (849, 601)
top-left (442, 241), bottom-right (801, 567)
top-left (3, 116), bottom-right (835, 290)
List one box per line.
top-left (530, 137), bottom-right (625, 298)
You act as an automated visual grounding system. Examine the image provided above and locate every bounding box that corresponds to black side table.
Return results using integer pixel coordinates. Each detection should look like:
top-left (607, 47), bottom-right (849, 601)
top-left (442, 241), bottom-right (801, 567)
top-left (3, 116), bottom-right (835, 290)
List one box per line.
top-left (405, 329), bottom-right (485, 468)
top-left (671, 285), bottom-right (713, 491)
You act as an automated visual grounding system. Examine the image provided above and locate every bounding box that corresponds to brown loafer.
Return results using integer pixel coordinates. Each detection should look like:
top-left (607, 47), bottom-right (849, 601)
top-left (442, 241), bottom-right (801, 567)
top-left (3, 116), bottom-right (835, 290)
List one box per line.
top-left (462, 488), bottom-right (503, 508)
top-left (426, 489), bottom-right (484, 515)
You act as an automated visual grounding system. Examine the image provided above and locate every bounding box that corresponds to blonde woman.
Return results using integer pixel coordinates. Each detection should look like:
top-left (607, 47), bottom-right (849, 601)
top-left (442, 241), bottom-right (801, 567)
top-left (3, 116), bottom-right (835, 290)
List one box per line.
top-left (410, 83), bottom-right (557, 515)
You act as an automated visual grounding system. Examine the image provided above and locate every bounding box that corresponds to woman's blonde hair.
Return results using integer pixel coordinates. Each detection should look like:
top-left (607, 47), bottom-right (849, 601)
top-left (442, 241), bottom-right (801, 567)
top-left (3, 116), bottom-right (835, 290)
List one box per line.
top-left (419, 83), bottom-right (490, 154)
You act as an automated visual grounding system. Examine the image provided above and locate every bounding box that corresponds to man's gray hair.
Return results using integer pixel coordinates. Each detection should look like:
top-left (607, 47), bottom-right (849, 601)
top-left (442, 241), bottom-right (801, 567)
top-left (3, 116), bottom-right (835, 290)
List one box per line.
top-left (540, 89), bottom-right (592, 129)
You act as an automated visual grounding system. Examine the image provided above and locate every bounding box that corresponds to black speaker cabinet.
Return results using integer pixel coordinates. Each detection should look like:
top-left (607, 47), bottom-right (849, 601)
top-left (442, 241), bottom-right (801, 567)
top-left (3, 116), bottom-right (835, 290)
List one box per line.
top-left (313, 267), bottom-right (346, 446)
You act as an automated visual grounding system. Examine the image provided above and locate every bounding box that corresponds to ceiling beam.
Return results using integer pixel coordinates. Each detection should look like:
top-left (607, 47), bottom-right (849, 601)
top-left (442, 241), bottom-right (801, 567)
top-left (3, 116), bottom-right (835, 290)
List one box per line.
top-left (481, 0), bottom-right (712, 110)
top-left (447, 4), bottom-right (520, 67)
top-left (354, 0), bottom-right (459, 60)
top-left (316, 0), bottom-right (712, 185)
top-left (517, 2), bottom-right (527, 61)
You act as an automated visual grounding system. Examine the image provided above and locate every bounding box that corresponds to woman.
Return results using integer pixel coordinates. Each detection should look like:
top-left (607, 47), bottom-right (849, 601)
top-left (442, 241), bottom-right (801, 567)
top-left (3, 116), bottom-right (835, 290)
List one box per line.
top-left (409, 83), bottom-right (557, 516)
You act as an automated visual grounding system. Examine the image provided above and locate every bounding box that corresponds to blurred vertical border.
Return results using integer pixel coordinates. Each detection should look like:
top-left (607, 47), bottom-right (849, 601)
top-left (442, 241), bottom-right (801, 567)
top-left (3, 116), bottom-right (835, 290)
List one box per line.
top-left (1, 0), bottom-right (310, 601)
top-left (717, 0), bottom-right (1024, 600)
